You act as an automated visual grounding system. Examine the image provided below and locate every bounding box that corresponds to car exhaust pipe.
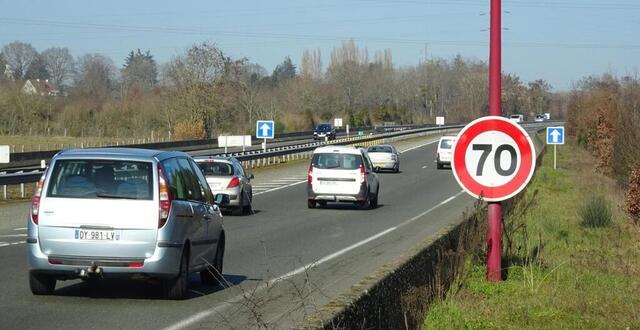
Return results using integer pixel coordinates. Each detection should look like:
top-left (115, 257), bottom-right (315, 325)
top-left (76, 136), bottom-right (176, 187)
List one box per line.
top-left (79, 265), bottom-right (103, 278)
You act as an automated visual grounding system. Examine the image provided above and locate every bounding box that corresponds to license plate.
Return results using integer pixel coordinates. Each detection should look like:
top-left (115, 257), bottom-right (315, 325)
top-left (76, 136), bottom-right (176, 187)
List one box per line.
top-left (75, 229), bottom-right (119, 241)
top-left (375, 163), bottom-right (385, 168)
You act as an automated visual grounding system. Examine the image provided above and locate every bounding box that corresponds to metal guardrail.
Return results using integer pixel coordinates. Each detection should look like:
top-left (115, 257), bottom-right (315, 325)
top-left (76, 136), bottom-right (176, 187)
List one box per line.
top-left (0, 121), bottom-right (562, 186)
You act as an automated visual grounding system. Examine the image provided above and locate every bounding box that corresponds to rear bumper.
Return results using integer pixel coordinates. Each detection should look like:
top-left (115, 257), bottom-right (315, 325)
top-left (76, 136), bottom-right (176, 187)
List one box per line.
top-left (372, 161), bottom-right (398, 170)
top-left (307, 183), bottom-right (368, 202)
top-left (211, 186), bottom-right (242, 207)
top-left (27, 238), bottom-right (182, 279)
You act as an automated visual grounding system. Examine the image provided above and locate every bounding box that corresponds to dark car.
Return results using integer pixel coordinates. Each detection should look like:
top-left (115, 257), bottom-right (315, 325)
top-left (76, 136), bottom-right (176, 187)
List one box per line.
top-left (313, 124), bottom-right (336, 140)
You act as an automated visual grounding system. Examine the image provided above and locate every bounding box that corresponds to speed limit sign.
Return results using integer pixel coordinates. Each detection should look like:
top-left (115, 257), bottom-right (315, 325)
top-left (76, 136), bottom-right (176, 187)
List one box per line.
top-left (452, 116), bottom-right (536, 202)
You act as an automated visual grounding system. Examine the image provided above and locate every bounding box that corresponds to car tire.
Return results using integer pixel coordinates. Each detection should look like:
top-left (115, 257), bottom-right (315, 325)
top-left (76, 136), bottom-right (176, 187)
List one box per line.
top-left (163, 249), bottom-right (189, 300)
top-left (436, 162), bottom-right (443, 169)
top-left (370, 188), bottom-right (379, 209)
top-left (201, 235), bottom-right (224, 287)
top-left (29, 272), bottom-right (56, 295)
top-left (318, 201), bottom-right (327, 208)
top-left (307, 200), bottom-right (316, 208)
top-left (241, 191), bottom-right (252, 214)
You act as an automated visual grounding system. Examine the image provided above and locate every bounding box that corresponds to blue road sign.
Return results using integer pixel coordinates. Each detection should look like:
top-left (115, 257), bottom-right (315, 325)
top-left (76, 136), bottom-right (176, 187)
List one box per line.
top-left (256, 120), bottom-right (275, 139)
top-left (546, 126), bottom-right (564, 145)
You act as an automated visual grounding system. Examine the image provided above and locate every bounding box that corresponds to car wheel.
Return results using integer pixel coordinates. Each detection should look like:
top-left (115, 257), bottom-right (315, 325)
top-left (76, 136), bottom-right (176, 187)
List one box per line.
top-left (318, 201), bottom-right (327, 208)
top-left (394, 164), bottom-right (400, 173)
top-left (163, 248), bottom-right (189, 300)
top-left (29, 272), bottom-right (56, 295)
top-left (370, 189), bottom-right (379, 209)
top-left (358, 191), bottom-right (371, 210)
top-left (241, 191), bottom-right (252, 214)
top-left (436, 162), bottom-right (443, 169)
top-left (201, 235), bottom-right (224, 287)
top-left (307, 200), bottom-right (316, 208)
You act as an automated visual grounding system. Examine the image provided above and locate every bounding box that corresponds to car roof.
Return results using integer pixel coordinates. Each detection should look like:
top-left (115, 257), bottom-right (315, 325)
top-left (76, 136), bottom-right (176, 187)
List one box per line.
top-left (53, 148), bottom-right (188, 161)
top-left (193, 156), bottom-right (235, 164)
top-left (313, 145), bottom-right (362, 155)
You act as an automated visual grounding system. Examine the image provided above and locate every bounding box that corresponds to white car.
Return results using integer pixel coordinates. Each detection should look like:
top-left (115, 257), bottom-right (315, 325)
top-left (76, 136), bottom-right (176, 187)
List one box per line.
top-left (509, 114), bottom-right (524, 123)
top-left (367, 144), bottom-right (400, 173)
top-left (534, 114), bottom-right (545, 122)
top-left (436, 135), bottom-right (456, 169)
top-left (307, 146), bottom-right (380, 209)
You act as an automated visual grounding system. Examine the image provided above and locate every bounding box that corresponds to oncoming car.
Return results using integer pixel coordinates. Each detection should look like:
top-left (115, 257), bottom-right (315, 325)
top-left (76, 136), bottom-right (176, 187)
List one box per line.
top-left (436, 135), bottom-right (456, 169)
top-left (366, 144), bottom-right (400, 173)
top-left (307, 146), bottom-right (380, 209)
top-left (27, 148), bottom-right (226, 300)
top-left (313, 123), bottom-right (336, 140)
top-left (194, 157), bottom-right (253, 216)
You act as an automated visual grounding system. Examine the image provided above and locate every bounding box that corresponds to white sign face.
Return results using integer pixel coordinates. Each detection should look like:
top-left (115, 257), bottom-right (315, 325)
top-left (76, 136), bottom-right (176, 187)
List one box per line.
top-left (334, 118), bottom-right (343, 127)
top-left (452, 116), bottom-right (536, 202)
top-left (436, 116), bottom-right (445, 126)
top-left (0, 145), bottom-right (9, 163)
top-left (218, 135), bottom-right (251, 148)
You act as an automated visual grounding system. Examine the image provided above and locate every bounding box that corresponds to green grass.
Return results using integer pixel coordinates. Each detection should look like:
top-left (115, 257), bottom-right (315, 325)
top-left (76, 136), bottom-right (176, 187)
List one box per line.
top-left (423, 140), bottom-right (640, 329)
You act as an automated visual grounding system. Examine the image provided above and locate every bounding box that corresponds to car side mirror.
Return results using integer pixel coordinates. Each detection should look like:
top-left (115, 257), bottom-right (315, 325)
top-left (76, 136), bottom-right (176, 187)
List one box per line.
top-left (249, 174), bottom-right (255, 180)
top-left (214, 194), bottom-right (230, 206)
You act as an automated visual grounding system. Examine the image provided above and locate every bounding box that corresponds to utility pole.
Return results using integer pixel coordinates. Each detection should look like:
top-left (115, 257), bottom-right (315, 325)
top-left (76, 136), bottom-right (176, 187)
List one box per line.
top-left (487, 0), bottom-right (502, 282)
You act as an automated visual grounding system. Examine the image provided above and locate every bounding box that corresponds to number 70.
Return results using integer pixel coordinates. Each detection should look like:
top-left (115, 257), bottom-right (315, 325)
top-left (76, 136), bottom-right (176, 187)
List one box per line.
top-left (471, 144), bottom-right (517, 176)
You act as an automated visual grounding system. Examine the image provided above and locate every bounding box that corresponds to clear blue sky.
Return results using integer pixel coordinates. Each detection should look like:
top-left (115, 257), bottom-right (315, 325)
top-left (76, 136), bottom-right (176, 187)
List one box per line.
top-left (1, 0), bottom-right (638, 90)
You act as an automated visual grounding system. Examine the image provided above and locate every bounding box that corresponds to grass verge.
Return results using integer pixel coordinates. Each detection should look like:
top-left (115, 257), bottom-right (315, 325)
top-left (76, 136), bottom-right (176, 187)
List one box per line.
top-left (423, 139), bottom-right (640, 329)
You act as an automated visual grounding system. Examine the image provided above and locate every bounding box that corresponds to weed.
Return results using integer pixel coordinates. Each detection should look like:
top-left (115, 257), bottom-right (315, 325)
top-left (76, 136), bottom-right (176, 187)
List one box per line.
top-left (580, 195), bottom-right (612, 228)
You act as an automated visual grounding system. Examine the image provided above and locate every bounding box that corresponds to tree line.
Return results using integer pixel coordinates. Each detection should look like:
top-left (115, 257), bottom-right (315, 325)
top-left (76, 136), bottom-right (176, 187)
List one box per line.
top-left (0, 39), bottom-right (560, 139)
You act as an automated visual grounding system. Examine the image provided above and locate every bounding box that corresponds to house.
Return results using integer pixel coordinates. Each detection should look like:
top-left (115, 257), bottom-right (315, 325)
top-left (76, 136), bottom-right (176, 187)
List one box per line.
top-left (21, 79), bottom-right (60, 96)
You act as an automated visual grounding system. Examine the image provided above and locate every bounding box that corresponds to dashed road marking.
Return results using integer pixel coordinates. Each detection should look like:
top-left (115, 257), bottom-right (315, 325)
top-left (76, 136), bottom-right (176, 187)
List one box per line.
top-left (0, 234), bottom-right (27, 238)
top-left (13, 227), bottom-right (27, 231)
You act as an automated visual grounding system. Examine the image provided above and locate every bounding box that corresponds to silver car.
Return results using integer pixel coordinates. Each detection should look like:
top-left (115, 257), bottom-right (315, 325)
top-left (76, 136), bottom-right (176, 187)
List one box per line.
top-left (27, 148), bottom-right (226, 300)
top-left (195, 157), bottom-right (254, 215)
top-left (366, 144), bottom-right (400, 173)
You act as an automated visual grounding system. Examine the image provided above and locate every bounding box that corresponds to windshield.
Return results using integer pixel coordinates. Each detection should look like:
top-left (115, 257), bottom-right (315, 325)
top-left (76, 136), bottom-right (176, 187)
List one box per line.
top-left (197, 161), bottom-right (234, 176)
top-left (312, 153), bottom-right (362, 170)
top-left (439, 139), bottom-right (454, 149)
top-left (316, 124), bottom-right (332, 131)
top-left (510, 115), bottom-right (521, 119)
top-left (367, 145), bottom-right (393, 153)
top-left (46, 159), bottom-right (153, 200)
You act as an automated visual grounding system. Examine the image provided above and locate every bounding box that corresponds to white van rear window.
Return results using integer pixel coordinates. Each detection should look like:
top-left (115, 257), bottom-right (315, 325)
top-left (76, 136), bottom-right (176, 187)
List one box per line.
top-left (46, 159), bottom-right (153, 200)
top-left (312, 153), bottom-right (362, 170)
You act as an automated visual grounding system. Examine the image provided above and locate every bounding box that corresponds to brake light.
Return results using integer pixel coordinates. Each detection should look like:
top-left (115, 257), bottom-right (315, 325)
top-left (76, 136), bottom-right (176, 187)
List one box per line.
top-left (31, 173), bottom-right (46, 225)
top-left (390, 154), bottom-right (397, 161)
top-left (128, 262), bottom-right (144, 268)
top-left (158, 167), bottom-right (172, 228)
top-left (359, 166), bottom-right (366, 184)
top-left (308, 165), bottom-right (314, 184)
top-left (227, 177), bottom-right (240, 188)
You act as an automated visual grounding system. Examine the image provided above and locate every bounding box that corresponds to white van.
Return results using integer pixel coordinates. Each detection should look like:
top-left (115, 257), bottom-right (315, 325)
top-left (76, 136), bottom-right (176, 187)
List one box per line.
top-left (307, 146), bottom-right (380, 209)
top-left (436, 135), bottom-right (456, 169)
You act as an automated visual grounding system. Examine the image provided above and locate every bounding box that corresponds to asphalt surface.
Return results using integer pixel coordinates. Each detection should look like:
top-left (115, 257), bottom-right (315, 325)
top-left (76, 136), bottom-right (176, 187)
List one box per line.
top-left (0, 136), bottom-right (475, 329)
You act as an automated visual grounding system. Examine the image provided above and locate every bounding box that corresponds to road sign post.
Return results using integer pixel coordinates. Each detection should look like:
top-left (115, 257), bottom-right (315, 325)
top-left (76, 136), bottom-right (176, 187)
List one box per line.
top-left (487, 0), bottom-right (503, 282)
top-left (546, 127), bottom-right (564, 169)
top-left (452, 117), bottom-right (536, 281)
top-left (256, 120), bottom-right (275, 152)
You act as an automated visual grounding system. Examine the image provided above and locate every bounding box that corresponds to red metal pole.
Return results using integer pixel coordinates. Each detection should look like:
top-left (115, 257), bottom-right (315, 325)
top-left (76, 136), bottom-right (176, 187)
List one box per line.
top-left (487, 0), bottom-right (502, 282)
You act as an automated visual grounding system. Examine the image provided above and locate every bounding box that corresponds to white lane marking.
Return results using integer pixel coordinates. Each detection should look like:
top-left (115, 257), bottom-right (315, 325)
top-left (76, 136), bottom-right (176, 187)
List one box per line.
top-left (253, 180), bottom-right (306, 196)
top-left (0, 242), bottom-right (8, 247)
top-left (0, 234), bottom-right (27, 237)
top-left (13, 227), bottom-right (27, 231)
top-left (399, 140), bottom-right (439, 154)
top-left (269, 227), bottom-right (398, 284)
top-left (165, 190), bottom-right (465, 330)
top-left (422, 165), bottom-right (428, 169)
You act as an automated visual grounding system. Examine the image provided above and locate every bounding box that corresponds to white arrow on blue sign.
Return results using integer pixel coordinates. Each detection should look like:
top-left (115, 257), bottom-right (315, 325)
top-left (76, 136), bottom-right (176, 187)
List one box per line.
top-left (256, 120), bottom-right (275, 139)
top-left (546, 126), bottom-right (564, 145)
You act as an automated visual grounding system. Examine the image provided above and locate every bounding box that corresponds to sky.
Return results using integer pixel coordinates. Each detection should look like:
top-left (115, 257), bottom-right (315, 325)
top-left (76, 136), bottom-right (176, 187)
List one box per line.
top-left (1, 0), bottom-right (638, 90)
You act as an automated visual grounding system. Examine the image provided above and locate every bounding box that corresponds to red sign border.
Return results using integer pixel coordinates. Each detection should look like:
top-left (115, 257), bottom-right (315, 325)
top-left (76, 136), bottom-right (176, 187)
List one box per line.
top-left (451, 116), bottom-right (536, 202)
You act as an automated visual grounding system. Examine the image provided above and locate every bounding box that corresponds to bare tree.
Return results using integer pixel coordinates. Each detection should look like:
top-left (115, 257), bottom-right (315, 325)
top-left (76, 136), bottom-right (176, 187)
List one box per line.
top-left (2, 41), bottom-right (38, 79)
top-left (42, 47), bottom-right (75, 88)
top-left (74, 53), bottom-right (117, 100)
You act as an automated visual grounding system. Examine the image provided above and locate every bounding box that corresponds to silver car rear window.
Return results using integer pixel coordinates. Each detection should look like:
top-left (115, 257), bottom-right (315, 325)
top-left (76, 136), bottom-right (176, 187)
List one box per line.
top-left (312, 153), bottom-right (362, 170)
top-left (197, 161), bottom-right (234, 176)
top-left (46, 159), bottom-right (153, 200)
top-left (367, 146), bottom-right (393, 153)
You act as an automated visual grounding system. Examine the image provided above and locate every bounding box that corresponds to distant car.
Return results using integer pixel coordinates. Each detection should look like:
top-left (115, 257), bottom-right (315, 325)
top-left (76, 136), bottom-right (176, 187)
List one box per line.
top-left (534, 114), bottom-right (545, 122)
top-left (367, 144), bottom-right (400, 173)
top-left (509, 114), bottom-right (524, 123)
top-left (27, 148), bottom-right (226, 299)
top-left (436, 135), bottom-right (456, 169)
top-left (195, 156), bottom-right (253, 216)
top-left (313, 123), bottom-right (336, 140)
top-left (307, 146), bottom-right (380, 209)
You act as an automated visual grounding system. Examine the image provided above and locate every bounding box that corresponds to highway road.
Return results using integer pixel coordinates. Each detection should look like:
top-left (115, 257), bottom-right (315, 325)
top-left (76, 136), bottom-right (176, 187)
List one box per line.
top-left (0, 135), bottom-right (475, 329)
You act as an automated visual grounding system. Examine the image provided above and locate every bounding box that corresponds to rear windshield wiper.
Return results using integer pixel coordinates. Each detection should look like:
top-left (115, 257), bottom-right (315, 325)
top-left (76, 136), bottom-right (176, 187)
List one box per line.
top-left (95, 193), bottom-right (139, 200)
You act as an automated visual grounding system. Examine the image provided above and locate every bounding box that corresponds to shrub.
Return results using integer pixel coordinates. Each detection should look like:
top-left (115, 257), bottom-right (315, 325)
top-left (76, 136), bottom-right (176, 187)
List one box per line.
top-left (580, 195), bottom-right (612, 228)
top-left (174, 120), bottom-right (205, 140)
top-left (626, 164), bottom-right (640, 224)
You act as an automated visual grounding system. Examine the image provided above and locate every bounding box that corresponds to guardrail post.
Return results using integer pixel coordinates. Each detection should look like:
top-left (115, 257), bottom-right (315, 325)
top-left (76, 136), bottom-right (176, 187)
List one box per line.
top-left (3, 185), bottom-right (6, 200)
